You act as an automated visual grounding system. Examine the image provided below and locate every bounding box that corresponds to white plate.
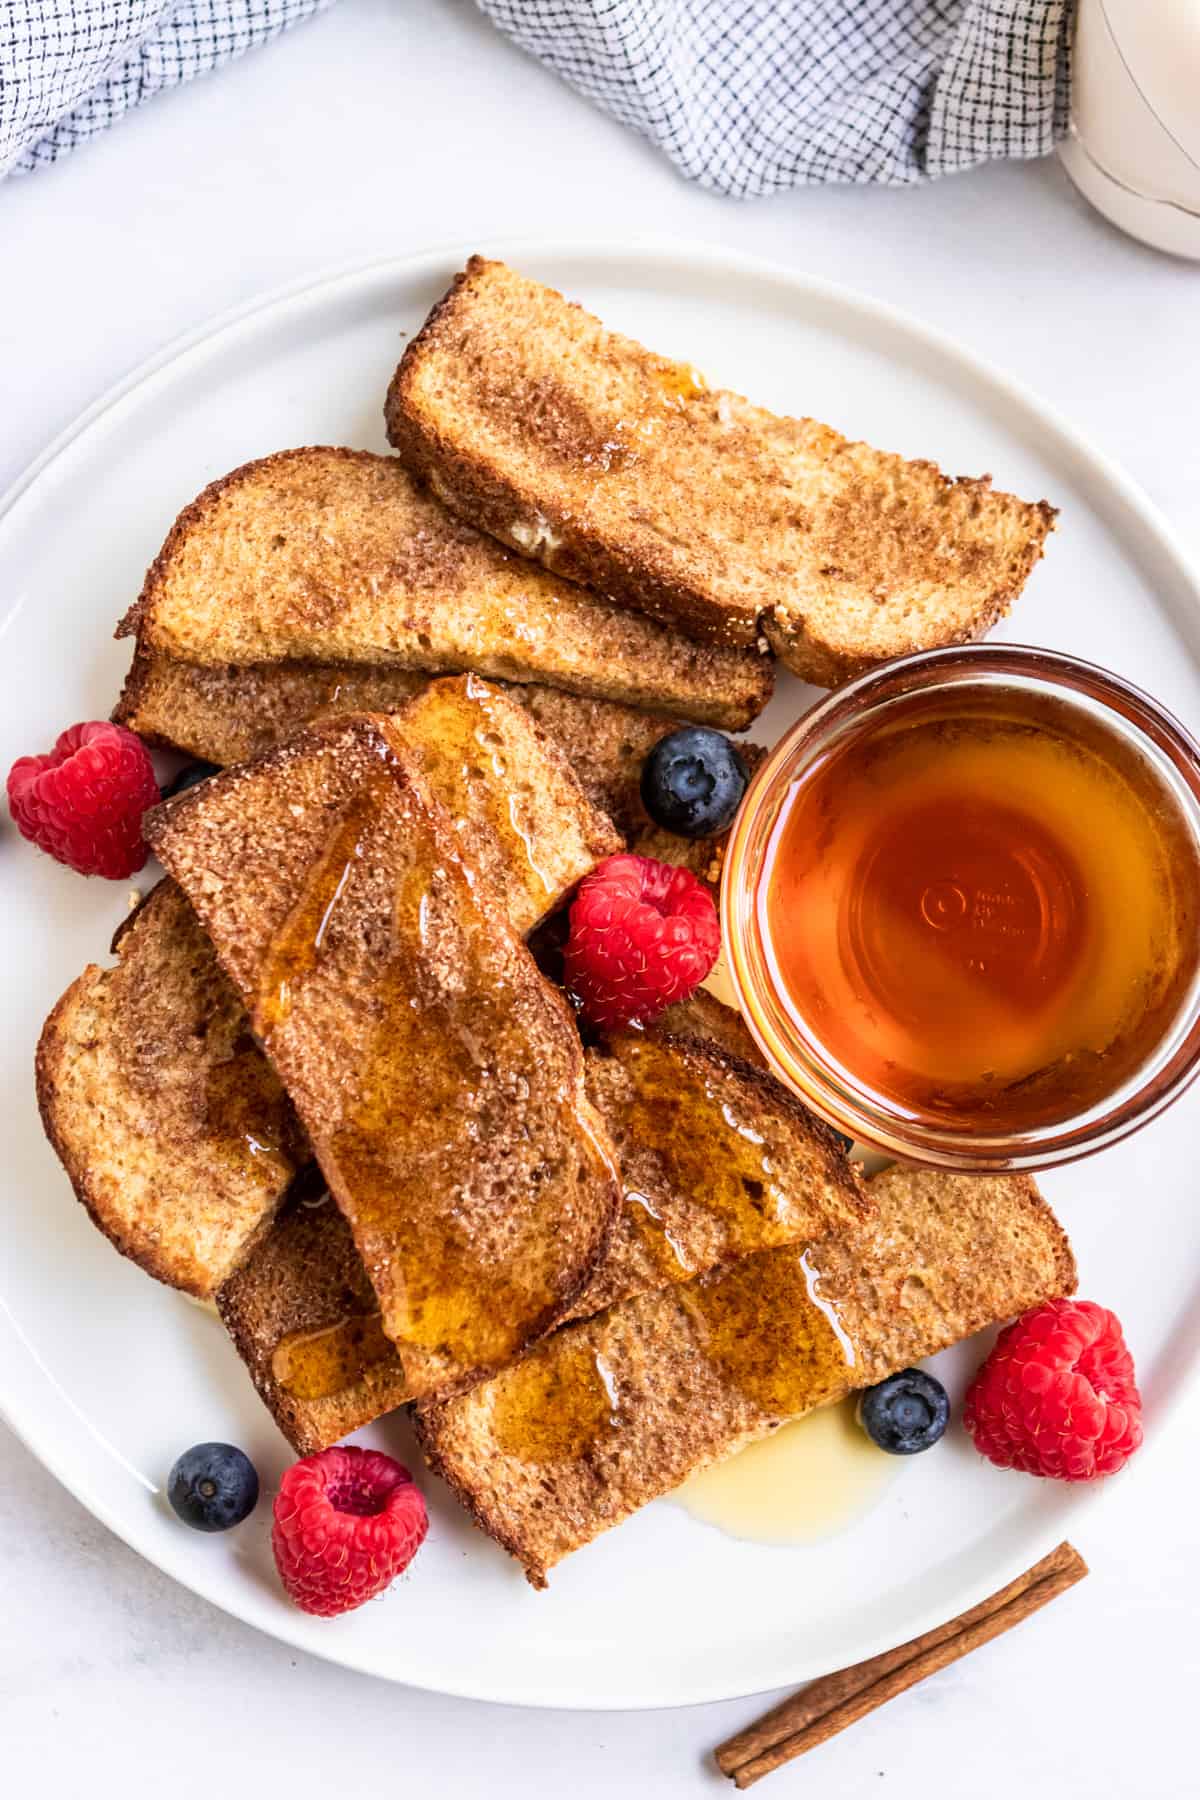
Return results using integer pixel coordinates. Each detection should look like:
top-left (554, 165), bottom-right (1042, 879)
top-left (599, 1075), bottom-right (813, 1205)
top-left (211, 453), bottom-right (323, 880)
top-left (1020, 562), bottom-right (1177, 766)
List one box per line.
top-left (3, 240), bottom-right (1200, 1710)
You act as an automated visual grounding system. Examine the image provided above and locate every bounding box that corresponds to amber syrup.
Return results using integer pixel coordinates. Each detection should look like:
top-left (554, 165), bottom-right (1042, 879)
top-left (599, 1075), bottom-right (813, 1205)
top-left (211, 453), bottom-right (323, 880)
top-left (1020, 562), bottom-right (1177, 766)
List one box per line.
top-left (760, 684), bottom-right (1200, 1129)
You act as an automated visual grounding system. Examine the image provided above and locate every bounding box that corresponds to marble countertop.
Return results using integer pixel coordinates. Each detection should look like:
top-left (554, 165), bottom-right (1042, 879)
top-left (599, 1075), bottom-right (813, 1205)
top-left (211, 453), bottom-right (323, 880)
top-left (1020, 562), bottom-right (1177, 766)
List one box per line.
top-left (2, 3), bottom-right (1197, 1793)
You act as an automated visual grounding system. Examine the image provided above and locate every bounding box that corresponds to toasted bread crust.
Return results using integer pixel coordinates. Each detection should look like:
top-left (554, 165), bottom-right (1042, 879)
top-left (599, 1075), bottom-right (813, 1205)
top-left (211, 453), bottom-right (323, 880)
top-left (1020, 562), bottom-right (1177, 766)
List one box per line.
top-left (113, 651), bottom-right (687, 838)
top-left (387, 259), bottom-right (1057, 680)
top-left (416, 1166), bottom-right (1076, 1585)
top-left (35, 976), bottom-right (212, 1291)
top-left (120, 446), bottom-right (772, 729)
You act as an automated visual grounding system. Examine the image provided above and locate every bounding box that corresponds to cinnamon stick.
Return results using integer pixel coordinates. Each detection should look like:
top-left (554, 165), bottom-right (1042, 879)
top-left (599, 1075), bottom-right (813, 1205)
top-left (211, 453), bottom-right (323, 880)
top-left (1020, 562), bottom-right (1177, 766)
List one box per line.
top-left (714, 1541), bottom-right (1088, 1788)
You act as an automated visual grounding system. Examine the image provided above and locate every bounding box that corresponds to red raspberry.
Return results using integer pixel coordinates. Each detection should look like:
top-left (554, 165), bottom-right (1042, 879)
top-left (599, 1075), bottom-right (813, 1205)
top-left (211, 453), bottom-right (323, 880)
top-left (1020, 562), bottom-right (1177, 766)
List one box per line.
top-left (563, 852), bottom-right (720, 1029)
top-left (271, 1446), bottom-right (428, 1617)
top-left (7, 721), bottom-right (159, 879)
top-left (963, 1298), bottom-right (1143, 1482)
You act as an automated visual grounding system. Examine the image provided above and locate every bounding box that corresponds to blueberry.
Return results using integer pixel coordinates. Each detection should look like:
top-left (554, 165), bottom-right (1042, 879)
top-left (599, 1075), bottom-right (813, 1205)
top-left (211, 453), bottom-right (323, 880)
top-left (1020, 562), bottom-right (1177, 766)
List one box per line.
top-left (167, 1442), bottom-right (259, 1531)
top-left (161, 761), bottom-right (220, 801)
top-left (857, 1369), bottom-right (949, 1455)
top-left (640, 728), bottom-right (749, 838)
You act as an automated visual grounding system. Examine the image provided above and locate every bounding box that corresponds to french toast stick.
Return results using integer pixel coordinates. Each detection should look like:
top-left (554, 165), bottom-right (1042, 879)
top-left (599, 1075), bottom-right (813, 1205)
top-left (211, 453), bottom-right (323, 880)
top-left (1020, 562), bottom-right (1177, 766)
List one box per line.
top-left (115, 651), bottom-right (681, 836)
top-left (416, 1166), bottom-right (1076, 1586)
top-left (146, 712), bottom-right (621, 1398)
top-left (217, 1186), bottom-right (412, 1456)
top-left (386, 259), bottom-right (1056, 682)
top-left (395, 676), bottom-right (621, 936)
top-left (35, 881), bottom-right (307, 1299)
top-left (115, 651), bottom-right (427, 767)
top-left (652, 989), bottom-right (769, 1069)
top-left (118, 448), bottom-right (772, 729)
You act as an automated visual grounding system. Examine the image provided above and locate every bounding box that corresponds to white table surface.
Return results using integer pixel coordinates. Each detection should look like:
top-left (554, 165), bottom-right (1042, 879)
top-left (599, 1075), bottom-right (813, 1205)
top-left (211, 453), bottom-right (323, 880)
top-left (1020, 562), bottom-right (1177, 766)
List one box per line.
top-left (2, 2), bottom-right (1198, 1794)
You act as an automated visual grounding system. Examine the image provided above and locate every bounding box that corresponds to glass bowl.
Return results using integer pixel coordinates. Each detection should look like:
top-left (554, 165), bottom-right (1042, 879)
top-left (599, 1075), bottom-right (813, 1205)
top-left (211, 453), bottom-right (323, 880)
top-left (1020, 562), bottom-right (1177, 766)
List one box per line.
top-left (721, 644), bottom-right (1200, 1171)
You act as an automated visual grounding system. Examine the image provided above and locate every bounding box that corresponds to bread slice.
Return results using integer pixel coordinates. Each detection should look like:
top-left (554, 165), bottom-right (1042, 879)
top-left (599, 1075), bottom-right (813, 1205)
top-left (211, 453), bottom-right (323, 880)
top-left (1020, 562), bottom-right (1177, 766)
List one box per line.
top-left (514, 684), bottom-right (680, 839)
top-left (391, 676), bottom-right (621, 937)
top-left (40, 678), bottom-right (617, 1300)
top-left (217, 1187), bottom-right (411, 1456)
top-left (114, 651), bottom-right (427, 767)
top-left (115, 650), bottom-right (682, 841)
top-left (118, 448), bottom-right (772, 728)
top-left (416, 1165), bottom-right (1076, 1585)
top-left (145, 712), bottom-right (621, 1398)
top-left (35, 882), bottom-right (308, 1298)
top-left (386, 259), bottom-right (1057, 682)
top-left (652, 989), bottom-right (768, 1069)
top-left (570, 1030), bottom-right (866, 1319)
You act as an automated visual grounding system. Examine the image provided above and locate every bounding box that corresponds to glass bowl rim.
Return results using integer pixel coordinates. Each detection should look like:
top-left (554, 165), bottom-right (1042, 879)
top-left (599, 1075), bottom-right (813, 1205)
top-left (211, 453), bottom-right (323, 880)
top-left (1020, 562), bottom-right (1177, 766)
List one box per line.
top-left (720, 642), bottom-right (1200, 1173)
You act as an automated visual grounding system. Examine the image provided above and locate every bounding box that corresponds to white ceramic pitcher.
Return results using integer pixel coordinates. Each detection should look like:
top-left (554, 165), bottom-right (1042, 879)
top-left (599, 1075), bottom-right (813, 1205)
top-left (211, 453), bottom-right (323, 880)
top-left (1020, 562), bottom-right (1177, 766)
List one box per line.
top-left (1060, 0), bottom-right (1200, 258)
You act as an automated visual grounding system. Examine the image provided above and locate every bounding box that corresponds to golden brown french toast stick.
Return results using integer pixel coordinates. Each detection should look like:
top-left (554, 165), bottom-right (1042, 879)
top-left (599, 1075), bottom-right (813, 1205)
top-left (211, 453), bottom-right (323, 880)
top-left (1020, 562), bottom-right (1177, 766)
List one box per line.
top-left (119, 447), bottom-right (772, 728)
top-left (35, 881), bottom-right (307, 1299)
top-left (416, 1166), bottom-right (1075, 1585)
top-left (386, 259), bottom-right (1056, 681)
top-left (570, 1030), bottom-right (867, 1321)
top-left (217, 1187), bottom-right (411, 1456)
top-left (146, 713), bottom-right (621, 1399)
top-left (113, 652), bottom-right (682, 834)
top-left (394, 676), bottom-right (621, 936)
top-left (114, 652), bottom-right (427, 766)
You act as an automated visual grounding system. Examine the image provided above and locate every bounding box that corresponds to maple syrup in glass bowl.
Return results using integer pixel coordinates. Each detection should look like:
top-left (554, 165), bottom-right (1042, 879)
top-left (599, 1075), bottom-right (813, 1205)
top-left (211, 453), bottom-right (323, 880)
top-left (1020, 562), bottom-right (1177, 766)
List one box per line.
top-left (722, 646), bottom-right (1200, 1171)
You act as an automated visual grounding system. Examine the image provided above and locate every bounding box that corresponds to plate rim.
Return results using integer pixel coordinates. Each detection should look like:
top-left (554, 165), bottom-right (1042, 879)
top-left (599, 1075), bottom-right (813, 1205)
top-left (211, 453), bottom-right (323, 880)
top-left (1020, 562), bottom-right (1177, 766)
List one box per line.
top-left (3, 234), bottom-right (1198, 1709)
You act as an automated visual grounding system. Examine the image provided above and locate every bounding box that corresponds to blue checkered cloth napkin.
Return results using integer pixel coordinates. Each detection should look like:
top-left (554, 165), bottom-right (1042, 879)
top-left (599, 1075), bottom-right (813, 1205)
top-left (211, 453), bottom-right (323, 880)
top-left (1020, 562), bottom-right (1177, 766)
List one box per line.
top-left (2, 1), bottom-right (1071, 191)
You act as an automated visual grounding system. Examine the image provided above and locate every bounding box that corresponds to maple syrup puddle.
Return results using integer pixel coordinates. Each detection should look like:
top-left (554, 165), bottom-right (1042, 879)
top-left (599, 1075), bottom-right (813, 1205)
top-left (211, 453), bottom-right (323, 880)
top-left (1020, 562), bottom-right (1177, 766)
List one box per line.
top-left (672, 1400), bottom-right (897, 1546)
